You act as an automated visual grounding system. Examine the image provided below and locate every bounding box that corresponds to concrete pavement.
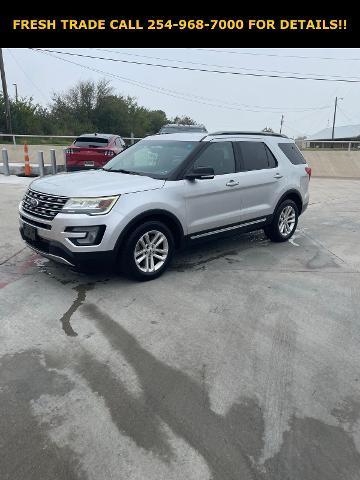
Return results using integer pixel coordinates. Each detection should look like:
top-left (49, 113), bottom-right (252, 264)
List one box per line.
top-left (1, 177), bottom-right (360, 479)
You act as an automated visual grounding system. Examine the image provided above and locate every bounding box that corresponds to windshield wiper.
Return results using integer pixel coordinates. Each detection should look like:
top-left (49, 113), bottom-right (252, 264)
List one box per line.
top-left (103, 168), bottom-right (140, 175)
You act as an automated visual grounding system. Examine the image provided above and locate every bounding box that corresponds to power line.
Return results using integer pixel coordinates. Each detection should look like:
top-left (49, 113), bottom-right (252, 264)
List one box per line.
top-left (29, 48), bottom-right (360, 84)
top-left (6, 49), bottom-right (49, 102)
top-left (90, 48), bottom-right (360, 81)
top-left (337, 105), bottom-right (359, 124)
top-left (190, 48), bottom-right (360, 62)
top-left (34, 49), bottom-right (332, 115)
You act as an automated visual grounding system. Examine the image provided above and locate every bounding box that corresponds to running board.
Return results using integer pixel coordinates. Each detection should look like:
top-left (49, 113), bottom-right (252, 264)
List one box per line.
top-left (190, 218), bottom-right (267, 240)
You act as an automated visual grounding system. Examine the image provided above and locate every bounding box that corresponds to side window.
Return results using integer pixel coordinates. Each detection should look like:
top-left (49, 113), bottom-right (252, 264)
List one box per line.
top-left (192, 142), bottom-right (235, 175)
top-left (278, 143), bottom-right (306, 165)
top-left (237, 141), bottom-right (274, 171)
top-left (265, 145), bottom-right (278, 168)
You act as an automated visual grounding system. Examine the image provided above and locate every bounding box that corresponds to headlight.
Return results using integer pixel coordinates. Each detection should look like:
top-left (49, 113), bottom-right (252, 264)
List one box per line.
top-left (62, 196), bottom-right (119, 215)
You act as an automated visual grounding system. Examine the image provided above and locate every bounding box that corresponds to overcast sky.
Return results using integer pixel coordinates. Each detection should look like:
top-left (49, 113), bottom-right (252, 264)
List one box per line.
top-left (3, 48), bottom-right (360, 138)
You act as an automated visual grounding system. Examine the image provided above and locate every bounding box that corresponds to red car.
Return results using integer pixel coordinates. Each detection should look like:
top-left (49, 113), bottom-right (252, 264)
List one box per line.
top-left (65, 133), bottom-right (126, 171)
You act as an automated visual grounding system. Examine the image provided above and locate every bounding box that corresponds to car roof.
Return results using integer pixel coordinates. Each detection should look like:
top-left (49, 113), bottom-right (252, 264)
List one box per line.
top-left (161, 123), bottom-right (206, 128)
top-left (77, 133), bottom-right (116, 139)
top-left (145, 133), bottom-right (208, 142)
top-left (209, 131), bottom-right (288, 138)
top-left (144, 131), bottom-right (291, 142)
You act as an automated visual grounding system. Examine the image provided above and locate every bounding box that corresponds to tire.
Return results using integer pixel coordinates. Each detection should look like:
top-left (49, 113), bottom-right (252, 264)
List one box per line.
top-left (120, 221), bottom-right (175, 281)
top-left (264, 200), bottom-right (299, 242)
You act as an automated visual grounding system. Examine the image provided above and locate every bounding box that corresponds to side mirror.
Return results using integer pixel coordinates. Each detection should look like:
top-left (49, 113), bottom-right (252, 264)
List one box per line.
top-left (185, 166), bottom-right (215, 180)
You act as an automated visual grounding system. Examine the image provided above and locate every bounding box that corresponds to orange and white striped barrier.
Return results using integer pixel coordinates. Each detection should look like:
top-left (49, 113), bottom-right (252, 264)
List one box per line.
top-left (24, 144), bottom-right (31, 176)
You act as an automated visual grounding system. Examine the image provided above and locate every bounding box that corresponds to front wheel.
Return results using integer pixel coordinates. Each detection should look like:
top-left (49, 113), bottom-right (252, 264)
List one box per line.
top-left (264, 200), bottom-right (299, 242)
top-left (120, 221), bottom-right (174, 281)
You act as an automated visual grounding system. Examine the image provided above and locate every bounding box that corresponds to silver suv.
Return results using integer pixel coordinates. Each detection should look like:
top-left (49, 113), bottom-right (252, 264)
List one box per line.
top-left (19, 131), bottom-right (310, 280)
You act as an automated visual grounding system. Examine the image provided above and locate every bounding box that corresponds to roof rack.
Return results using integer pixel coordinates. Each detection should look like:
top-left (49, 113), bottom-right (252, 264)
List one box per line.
top-left (208, 131), bottom-right (288, 138)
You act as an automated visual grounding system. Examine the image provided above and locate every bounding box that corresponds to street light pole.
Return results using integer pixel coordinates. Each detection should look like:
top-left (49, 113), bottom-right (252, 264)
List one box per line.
top-left (0, 48), bottom-right (12, 133)
top-left (13, 83), bottom-right (18, 102)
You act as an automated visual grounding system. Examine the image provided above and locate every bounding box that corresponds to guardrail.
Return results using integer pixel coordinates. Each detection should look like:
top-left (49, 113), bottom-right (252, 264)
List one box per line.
top-left (0, 133), bottom-right (143, 146)
top-left (296, 140), bottom-right (360, 151)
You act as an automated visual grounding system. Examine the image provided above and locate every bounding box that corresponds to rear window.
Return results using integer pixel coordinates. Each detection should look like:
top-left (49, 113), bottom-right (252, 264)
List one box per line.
top-left (237, 141), bottom-right (277, 171)
top-left (74, 137), bottom-right (109, 147)
top-left (278, 143), bottom-right (306, 165)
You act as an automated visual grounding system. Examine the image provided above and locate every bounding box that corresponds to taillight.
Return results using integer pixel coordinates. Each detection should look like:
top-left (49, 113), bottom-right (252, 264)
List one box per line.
top-left (65, 148), bottom-right (74, 155)
top-left (104, 150), bottom-right (115, 156)
top-left (305, 167), bottom-right (312, 179)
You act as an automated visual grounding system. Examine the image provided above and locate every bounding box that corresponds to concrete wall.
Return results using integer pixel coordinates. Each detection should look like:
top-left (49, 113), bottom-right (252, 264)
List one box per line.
top-left (2, 144), bottom-right (360, 178)
top-left (0, 144), bottom-right (67, 165)
top-left (303, 150), bottom-right (360, 178)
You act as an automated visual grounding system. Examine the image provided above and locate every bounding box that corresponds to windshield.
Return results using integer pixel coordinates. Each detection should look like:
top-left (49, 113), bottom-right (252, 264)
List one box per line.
top-left (74, 137), bottom-right (109, 147)
top-left (103, 140), bottom-right (198, 178)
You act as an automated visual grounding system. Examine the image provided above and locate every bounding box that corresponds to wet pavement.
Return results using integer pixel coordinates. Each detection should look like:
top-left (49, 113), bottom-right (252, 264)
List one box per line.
top-left (1, 177), bottom-right (360, 480)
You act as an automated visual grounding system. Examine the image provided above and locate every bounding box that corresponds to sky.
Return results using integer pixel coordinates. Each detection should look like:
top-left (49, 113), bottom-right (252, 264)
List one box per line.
top-left (3, 48), bottom-right (360, 138)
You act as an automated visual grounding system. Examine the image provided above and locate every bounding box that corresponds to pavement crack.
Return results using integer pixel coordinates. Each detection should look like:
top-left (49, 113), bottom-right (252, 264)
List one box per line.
top-left (0, 247), bottom-right (26, 266)
top-left (299, 229), bottom-right (347, 265)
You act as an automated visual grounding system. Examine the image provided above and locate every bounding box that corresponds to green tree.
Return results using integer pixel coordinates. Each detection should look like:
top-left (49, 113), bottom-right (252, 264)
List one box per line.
top-left (0, 93), bottom-right (51, 135)
top-left (172, 115), bottom-right (196, 125)
top-left (0, 78), bottom-right (196, 139)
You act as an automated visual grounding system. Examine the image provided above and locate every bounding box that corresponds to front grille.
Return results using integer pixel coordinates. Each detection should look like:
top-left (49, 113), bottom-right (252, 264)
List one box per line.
top-left (22, 188), bottom-right (68, 220)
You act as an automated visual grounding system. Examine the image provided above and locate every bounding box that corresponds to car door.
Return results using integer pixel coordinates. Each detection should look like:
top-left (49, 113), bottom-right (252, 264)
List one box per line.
top-left (234, 140), bottom-right (286, 221)
top-left (184, 141), bottom-right (243, 235)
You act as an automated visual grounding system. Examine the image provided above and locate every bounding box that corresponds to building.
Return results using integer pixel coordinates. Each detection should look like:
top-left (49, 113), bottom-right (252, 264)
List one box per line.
top-left (305, 124), bottom-right (360, 149)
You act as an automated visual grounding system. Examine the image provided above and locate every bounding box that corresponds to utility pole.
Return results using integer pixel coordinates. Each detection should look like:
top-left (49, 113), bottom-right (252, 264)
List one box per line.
top-left (13, 83), bottom-right (18, 102)
top-left (331, 96), bottom-right (343, 140)
top-left (280, 114), bottom-right (284, 134)
top-left (331, 97), bottom-right (338, 140)
top-left (0, 48), bottom-right (12, 133)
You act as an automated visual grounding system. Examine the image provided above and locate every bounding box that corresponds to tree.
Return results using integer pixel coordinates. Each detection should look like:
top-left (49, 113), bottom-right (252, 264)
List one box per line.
top-left (0, 78), bottom-right (196, 139)
top-left (50, 79), bottom-right (113, 134)
top-left (0, 93), bottom-right (51, 135)
top-left (172, 115), bottom-right (196, 125)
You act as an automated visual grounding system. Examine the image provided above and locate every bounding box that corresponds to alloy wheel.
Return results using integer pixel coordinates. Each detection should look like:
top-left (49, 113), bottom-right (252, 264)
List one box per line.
top-left (134, 230), bottom-right (169, 273)
top-left (278, 205), bottom-right (296, 237)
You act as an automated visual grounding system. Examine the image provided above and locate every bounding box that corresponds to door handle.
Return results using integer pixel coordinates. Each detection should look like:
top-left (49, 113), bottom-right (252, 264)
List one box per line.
top-left (274, 173), bottom-right (283, 179)
top-left (226, 179), bottom-right (239, 187)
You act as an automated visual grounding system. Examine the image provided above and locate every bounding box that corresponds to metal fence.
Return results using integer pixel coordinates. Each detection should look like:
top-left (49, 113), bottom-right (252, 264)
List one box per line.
top-left (295, 140), bottom-right (360, 151)
top-left (0, 133), bottom-right (143, 146)
top-left (2, 134), bottom-right (360, 151)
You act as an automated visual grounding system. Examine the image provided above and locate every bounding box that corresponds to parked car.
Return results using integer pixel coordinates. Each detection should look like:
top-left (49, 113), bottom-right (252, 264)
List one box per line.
top-left (19, 131), bottom-right (310, 281)
top-left (159, 124), bottom-right (207, 134)
top-left (65, 133), bottom-right (125, 171)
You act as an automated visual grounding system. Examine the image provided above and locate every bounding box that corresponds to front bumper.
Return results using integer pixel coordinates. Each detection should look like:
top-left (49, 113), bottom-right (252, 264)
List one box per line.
top-left (18, 204), bottom-right (125, 268)
top-left (20, 227), bottom-right (116, 268)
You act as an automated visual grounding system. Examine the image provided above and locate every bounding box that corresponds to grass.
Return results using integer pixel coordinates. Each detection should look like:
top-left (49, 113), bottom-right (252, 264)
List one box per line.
top-left (0, 136), bottom-right (74, 146)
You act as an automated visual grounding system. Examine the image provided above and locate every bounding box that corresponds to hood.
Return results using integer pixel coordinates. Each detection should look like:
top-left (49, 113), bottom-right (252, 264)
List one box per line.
top-left (30, 170), bottom-right (165, 197)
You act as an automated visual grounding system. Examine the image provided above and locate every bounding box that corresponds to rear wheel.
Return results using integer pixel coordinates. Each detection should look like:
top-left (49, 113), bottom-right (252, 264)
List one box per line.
top-left (120, 221), bottom-right (174, 281)
top-left (264, 200), bottom-right (299, 242)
